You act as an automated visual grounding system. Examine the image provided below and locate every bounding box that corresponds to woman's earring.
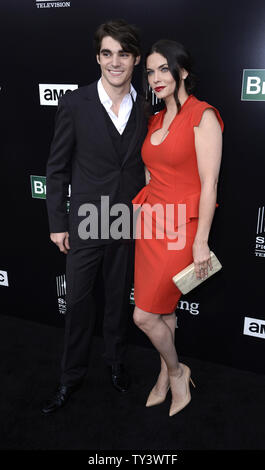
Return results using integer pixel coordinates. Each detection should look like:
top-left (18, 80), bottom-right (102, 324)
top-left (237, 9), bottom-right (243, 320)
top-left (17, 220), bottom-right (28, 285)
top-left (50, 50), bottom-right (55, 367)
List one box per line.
top-left (149, 85), bottom-right (159, 106)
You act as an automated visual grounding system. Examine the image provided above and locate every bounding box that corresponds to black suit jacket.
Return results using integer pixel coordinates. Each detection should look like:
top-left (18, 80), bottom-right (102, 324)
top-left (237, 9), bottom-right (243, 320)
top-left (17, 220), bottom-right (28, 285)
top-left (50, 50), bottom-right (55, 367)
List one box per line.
top-left (46, 81), bottom-right (147, 245)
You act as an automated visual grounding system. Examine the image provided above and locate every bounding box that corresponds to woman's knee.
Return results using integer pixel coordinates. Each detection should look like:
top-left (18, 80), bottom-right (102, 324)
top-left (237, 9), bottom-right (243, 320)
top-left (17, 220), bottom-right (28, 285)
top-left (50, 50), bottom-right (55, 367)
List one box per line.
top-left (133, 307), bottom-right (155, 330)
top-left (133, 307), bottom-right (144, 327)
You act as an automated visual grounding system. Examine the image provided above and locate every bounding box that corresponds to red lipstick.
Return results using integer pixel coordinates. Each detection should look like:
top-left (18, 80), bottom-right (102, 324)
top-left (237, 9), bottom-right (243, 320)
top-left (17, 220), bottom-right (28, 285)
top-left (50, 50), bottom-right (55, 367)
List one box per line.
top-left (154, 86), bottom-right (165, 92)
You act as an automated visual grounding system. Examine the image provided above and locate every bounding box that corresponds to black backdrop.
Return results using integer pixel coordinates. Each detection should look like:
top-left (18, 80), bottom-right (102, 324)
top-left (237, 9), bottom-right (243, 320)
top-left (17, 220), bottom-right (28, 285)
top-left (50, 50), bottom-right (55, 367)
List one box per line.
top-left (1, 0), bottom-right (265, 373)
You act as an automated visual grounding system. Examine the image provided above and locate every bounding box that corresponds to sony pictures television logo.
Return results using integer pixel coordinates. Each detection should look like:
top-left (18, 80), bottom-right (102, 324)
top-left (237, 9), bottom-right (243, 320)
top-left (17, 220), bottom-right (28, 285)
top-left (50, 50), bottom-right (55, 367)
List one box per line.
top-left (35, 1), bottom-right (71, 8)
top-left (255, 206), bottom-right (265, 257)
top-left (241, 69), bottom-right (265, 101)
top-left (56, 274), bottom-right (66, 314)
top-left (39, 84), bottom-right (78, 106)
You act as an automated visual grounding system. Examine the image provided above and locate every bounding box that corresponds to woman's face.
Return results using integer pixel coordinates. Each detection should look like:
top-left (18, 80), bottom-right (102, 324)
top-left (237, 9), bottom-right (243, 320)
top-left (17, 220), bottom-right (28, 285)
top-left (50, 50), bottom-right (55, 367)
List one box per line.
top-left (146, 52), bottom-right (176, 100)
top-left (146, 52), bottom-right (187, 101)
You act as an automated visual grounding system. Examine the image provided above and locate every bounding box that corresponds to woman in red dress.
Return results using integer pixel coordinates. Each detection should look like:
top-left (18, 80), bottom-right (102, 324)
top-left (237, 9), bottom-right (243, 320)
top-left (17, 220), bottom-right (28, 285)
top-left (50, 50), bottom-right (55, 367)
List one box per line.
top-left (132, 40), bottom-right (224, 416)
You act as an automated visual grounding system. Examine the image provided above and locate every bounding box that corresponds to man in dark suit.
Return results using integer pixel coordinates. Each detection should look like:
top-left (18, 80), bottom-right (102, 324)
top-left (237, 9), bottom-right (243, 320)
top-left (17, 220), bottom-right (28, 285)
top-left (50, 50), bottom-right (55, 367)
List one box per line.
top-left (42, 19), bottom-right (147, 414)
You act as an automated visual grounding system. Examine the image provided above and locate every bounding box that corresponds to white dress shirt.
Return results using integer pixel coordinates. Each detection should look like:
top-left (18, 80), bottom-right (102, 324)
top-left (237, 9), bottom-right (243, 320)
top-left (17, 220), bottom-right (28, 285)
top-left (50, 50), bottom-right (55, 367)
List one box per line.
top-left (97, 78), bottom-right (137, 135)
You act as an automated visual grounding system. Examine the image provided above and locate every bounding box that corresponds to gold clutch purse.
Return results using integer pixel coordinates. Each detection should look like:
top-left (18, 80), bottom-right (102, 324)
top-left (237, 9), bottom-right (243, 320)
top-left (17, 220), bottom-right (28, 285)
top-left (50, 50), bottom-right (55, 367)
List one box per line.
top-left (172, 251), bottom-right (222, 295)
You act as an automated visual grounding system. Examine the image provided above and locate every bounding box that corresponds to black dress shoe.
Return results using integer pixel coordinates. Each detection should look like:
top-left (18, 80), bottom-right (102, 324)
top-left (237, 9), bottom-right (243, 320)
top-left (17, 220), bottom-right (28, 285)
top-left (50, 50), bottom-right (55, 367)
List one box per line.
top-left (110, 364), bottom-right (130, 393)
top-left (41, 382), bottom-right (82, 414)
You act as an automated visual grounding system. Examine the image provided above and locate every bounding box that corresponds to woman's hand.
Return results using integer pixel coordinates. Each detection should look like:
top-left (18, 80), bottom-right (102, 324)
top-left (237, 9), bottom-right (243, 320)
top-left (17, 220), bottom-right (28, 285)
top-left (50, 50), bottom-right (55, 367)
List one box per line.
top-left (192, 239), bottom-right (212, 280)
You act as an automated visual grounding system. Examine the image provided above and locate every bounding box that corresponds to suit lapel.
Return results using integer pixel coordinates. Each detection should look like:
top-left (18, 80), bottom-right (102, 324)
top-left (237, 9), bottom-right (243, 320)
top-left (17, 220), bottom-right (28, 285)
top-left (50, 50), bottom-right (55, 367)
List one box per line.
top-left (121, 95), bottom-right (144, 168)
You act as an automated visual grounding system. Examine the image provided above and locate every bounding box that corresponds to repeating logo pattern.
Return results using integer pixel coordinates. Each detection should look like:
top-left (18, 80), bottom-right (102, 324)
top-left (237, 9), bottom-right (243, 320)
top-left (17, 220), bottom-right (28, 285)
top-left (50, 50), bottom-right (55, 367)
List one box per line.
top-left (241, 69), bottom-right (265, 101)
top-left (23, 73), bottom-right (265, 344)
top-left (243, 317), bottom-right (265, 339)
top-left (31, 175), bottom-right (46, 199)
top-left (130, 286), bottom-right (199, 316)
top-left (0, 271), bottom-right (9, 287)
top-left (39, 84), bottom-right (78, 106)
top-left (255, 206), bottom-right (265, 257)
top-left (56, 274), bottom-right (66, 314)
top-left (30, 175), bottom-right (71, 211)
top-left (35, 1), bottom-right (71, 8)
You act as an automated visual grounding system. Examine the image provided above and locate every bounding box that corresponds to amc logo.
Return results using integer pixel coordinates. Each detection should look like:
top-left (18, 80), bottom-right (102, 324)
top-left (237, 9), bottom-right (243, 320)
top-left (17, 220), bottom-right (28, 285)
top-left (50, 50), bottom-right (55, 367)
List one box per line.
top-left (243, 317), bottom-right (265, 339)
top-left (241, 69), bottom-right (265, 101)
top-left (39, 84), bottom-right (78, 106)
top-left (0, 271), bottom-right (9, 287)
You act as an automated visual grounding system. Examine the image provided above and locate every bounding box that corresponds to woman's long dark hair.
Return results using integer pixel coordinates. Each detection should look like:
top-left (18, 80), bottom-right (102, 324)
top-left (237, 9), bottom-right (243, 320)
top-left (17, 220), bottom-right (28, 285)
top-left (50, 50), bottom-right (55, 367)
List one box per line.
top-left (143, 39), bottom-right (196, 115)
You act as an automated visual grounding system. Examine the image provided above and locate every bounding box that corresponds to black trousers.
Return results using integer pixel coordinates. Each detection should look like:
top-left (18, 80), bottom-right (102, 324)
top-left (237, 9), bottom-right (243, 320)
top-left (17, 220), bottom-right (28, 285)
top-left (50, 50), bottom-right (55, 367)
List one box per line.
top-left (60, 240), bottom-right (134, 386)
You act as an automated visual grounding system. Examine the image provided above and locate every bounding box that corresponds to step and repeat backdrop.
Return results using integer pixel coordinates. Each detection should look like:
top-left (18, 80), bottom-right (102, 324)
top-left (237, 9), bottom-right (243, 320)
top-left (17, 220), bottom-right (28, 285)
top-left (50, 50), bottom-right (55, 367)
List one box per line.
top-left (1, 0), bottom-right (265, 373)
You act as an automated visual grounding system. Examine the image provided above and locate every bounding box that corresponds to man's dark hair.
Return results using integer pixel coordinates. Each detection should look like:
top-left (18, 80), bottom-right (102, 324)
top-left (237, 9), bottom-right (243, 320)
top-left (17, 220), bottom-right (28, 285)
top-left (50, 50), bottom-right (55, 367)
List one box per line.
top-left (94, 19), bottom-right (141, 58)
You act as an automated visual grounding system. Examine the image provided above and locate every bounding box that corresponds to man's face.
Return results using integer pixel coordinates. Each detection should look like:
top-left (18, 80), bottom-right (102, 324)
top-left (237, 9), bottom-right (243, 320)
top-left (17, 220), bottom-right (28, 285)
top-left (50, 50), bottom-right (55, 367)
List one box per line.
top-left (96, 35), bottom-right (140, 89)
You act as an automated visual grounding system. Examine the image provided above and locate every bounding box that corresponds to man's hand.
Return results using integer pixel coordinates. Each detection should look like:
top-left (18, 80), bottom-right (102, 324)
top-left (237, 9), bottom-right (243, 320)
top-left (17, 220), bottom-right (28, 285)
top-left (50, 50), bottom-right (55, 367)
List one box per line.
top-left (50, 232), bottom-right (70, 254)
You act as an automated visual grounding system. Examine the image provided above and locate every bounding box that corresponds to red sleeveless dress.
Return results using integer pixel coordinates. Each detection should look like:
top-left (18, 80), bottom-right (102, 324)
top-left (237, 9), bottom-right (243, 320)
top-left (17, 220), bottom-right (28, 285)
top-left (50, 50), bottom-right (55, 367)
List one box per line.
top-left (132, 94), bottom-right (224, 314)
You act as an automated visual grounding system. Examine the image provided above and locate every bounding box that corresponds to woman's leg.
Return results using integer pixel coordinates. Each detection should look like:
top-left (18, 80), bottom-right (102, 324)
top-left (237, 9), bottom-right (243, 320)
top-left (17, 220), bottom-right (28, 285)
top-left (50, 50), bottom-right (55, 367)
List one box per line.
top-left (156, 311), bottom-right (177, 393)
top-left (133, 307), bottom-right (181, 394)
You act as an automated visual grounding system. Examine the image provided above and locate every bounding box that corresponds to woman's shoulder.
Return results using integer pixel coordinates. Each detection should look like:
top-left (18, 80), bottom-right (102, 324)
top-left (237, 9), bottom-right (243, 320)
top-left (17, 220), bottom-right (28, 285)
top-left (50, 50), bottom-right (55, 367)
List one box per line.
top-left (186, 94), bottom-right (210, 110)
top-left (187, 94), bottom-right (217, 110)
top-left (188, 95), bottom-right (224, 131)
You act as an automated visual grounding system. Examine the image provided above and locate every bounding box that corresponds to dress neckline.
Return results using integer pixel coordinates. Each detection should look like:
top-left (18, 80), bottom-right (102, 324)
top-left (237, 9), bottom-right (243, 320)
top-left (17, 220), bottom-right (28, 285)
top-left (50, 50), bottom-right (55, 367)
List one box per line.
top-left (150, 94), bottom-right (194, 146)
top-left (161, 93), bottom-right (193, 121)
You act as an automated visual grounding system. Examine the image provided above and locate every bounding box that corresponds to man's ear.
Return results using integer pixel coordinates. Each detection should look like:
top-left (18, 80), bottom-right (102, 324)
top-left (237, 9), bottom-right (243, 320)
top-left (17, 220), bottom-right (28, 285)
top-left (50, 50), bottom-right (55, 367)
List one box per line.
top-left (96, 54), bottom-right (100, 65)
top-left (134, 55), bottom-right (141, 66)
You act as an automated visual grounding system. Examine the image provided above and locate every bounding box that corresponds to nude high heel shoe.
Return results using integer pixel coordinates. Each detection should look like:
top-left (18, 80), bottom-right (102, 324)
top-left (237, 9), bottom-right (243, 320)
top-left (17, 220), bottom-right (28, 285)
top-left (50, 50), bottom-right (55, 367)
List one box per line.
top-left (169, 363), bottom-right (196, 417)
top-left (145, 384), bottom-right (170, 407)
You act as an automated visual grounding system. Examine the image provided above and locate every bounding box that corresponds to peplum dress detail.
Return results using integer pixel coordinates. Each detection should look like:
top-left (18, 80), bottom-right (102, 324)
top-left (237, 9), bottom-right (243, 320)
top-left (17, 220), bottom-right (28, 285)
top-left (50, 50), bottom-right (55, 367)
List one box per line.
top-left (132, 94), bottom-right (224, 314)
